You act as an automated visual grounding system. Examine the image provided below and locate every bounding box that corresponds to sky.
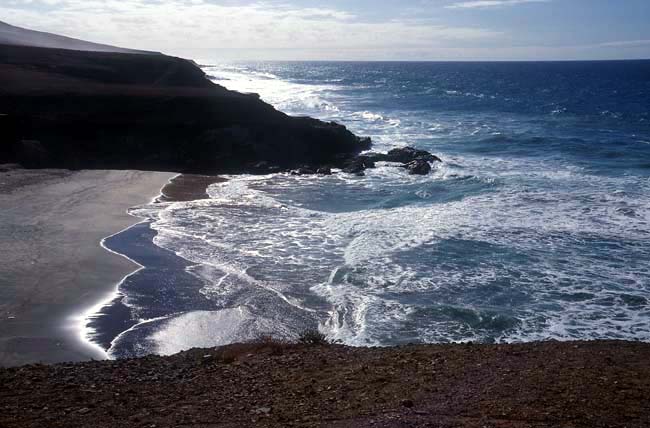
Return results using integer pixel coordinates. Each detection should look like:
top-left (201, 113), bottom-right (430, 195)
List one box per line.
top-left (1, 0), bottom-right (650, 61)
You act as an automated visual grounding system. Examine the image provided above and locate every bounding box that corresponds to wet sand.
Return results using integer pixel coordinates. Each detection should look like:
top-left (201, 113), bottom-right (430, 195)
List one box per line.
top-left (0, 166), bottom-right (174, 367)
top-left (159, 174), bottom-right (226, 202)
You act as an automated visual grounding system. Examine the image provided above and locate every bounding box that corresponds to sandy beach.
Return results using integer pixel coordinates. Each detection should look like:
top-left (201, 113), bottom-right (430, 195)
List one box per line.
top-left (0, 166), bottom-right (174, 367)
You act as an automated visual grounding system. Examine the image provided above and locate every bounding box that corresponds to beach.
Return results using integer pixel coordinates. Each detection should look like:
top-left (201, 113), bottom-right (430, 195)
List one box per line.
top-left (0, 166), bottom-right (174, 367)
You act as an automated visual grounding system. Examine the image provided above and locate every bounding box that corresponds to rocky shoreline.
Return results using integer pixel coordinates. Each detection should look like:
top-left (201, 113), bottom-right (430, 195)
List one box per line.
top-left (258, 146), bottom-right (444, 177)
top-left (1, 340), bottom-right (649, 427)
top-left (0, 41), bottom-right (449, 178)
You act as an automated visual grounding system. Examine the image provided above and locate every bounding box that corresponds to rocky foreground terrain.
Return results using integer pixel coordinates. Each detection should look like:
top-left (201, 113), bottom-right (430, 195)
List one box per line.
top-left (1, 340), bottom-right (649, 427)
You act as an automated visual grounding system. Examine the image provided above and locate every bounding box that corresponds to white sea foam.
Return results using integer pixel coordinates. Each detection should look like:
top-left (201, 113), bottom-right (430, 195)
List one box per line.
top-left (150, 308), bottom-right (274, 356)
top-left (122, 63), bottom-right (650, 351)
top-left (139, 155), bottom-right (650, 347)
top-left (358, 111), bottom-right (385, 122)
top-left (204, 65), bottom-right (341, 119)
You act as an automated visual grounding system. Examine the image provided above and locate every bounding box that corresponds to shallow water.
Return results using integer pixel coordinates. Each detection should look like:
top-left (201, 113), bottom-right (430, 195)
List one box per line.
top-left (94, 61), bottom-right (650, 357)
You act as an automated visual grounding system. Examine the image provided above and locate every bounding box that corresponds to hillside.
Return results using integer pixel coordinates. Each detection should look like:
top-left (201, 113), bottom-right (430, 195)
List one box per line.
top-left (0, 37), bottom-right (370, 172)
top-left (0, 20), bottom-right (155, 54)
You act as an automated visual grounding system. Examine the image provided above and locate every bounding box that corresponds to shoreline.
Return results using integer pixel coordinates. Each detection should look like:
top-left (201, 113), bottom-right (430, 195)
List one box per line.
top-left (87, 221), bottom-right (210, 358)
top-left (79, 174), bottom-right (179, 359)
top-left (83, 173), bottom-right (226, 359)
top-left (0, 167), bottom-right (175, 367)
top-left (3, 170), bottom-right (650, 427)
top-left (158, 174), bottom-right (227, 202)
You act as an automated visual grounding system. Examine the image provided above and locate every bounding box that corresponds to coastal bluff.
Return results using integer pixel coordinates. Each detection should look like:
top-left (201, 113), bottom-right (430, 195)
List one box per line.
top-left (0, 39), bottom-right (370, 173)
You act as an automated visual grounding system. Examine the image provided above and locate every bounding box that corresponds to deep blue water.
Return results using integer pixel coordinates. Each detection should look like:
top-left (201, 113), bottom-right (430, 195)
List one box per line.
top-left (95, 61), bottom-right (650, 357)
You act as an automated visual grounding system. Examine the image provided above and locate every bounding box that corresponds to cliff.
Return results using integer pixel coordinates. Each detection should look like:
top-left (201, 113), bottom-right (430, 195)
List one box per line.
top-left (0, 41), bottom-right (370, 173)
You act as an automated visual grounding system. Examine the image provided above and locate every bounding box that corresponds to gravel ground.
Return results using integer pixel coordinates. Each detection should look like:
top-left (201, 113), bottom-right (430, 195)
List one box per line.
top-left (1, 340), bottom-right (649, 427)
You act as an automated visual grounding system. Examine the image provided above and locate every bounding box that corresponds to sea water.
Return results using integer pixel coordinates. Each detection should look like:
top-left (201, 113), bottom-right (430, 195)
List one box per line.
top-left (94, 61), bottom-right (650, 358)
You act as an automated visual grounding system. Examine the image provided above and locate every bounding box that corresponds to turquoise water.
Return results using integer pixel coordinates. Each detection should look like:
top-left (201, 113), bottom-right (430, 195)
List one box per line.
top-left (98, 61), bottom-right (650, 357)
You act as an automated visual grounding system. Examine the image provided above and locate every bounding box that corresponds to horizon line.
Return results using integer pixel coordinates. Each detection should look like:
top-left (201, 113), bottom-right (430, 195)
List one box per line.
top-left (194, 58), bottom-right (650, 63)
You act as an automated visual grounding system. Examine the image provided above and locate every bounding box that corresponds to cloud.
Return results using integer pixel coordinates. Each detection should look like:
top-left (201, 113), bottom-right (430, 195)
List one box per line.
top-left (597, 39), bottom-right (650, 48)
top-left (0, 0), bottom-right (502, 54)
top-left (446, 0), bottom-right (550, 9)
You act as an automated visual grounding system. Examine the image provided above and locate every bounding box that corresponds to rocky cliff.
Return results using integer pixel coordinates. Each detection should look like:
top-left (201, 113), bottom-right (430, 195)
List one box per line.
top-left (0, 42), bottom-right (370, 173)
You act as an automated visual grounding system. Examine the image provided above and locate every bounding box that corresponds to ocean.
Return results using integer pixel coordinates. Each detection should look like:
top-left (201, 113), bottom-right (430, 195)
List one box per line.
top-left (90, 61), bottom-right (650, 358)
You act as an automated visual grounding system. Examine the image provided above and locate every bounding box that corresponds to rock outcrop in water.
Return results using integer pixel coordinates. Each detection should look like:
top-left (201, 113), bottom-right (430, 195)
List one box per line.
top-left (366, 147), bottom-right (443, 164)
top-left (345, 147), bottom-right (442, 176)
top-left (0, 26), bottom-right (371, 173)
top-left (403, 159), bottom-right (433, 175)
top-left (283, 146), bottom-right (442, 177)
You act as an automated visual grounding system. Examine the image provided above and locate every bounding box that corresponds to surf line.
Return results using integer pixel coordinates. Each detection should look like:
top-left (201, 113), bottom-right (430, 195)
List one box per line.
top-left (73, 174), bottom-right (181, 359)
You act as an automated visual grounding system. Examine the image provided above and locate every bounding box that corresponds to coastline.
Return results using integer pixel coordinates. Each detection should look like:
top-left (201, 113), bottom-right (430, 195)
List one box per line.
top-left (0, 167), bottom-right (174, 367)
top-left (84, 173), bottom-right (226, 359)
top-left (1, 19), bottom-right (649, 428)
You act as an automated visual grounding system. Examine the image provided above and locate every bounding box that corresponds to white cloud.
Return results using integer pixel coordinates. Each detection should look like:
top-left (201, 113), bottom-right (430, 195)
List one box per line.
top-left (0, 0), bottom-right (502, 55)
top-left (446, 0), bottom-right (550, 9)
top-left (597, 39), bottom-right (650, 48)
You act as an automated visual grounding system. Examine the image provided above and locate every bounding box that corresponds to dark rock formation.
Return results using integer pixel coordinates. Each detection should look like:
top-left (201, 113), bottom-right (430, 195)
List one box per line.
top-left (0, 43), bottom-right (371, 173)
top-left (365, 146), bottom-right (442, 164)
top-left (14, 140), bottom-right (49, 168)
top-left (342, 159), bottom-right (367, 176)
top-left (355, 155), bottom-right (377, 169)
top-left (404, 159), bottom-right (432, 175)
top-left (388, 146), bottom-right (441, 163)
top-left (316, 166), bottom-right (332, 175)
top-left (340, 154), bottom-right (377, 176)
top-left (339, 146), bottom-right (442, 176)
top-left (0, 114), bottom-right (15, 163)
top-left (248, 161), bottom-right (283, 175)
